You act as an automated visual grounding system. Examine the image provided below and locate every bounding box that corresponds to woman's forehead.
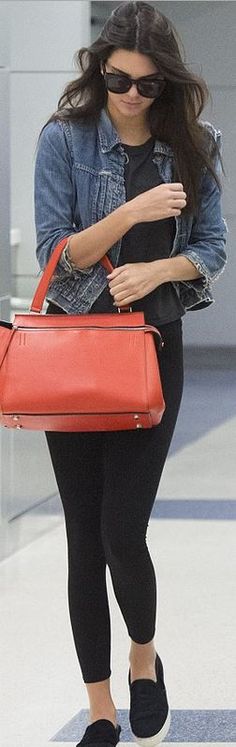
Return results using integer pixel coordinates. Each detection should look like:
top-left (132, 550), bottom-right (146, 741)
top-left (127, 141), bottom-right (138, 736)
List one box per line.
top-left (106, 49), bottom-right (159, 76)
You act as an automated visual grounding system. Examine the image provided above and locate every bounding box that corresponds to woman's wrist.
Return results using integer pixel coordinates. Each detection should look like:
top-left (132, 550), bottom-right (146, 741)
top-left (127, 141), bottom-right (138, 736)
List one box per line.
top-left (151, 256), bottom-right (202, 284)
top-left (119, 201), bottom-right (137, 230)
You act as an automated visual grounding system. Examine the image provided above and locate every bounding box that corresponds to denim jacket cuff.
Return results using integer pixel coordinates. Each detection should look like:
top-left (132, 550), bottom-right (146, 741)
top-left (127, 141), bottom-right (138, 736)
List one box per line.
top-left (61, 238), bottom-right (77, 274)
top-left (179, 250), bottom-right (214, 288)
top-left (59, 237), bottom-right (95, 276)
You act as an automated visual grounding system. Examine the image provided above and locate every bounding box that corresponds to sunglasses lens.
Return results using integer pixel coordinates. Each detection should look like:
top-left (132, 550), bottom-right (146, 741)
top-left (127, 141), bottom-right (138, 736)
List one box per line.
top-left (138, 79), bottom-right (165, 98)
top-left (104, 73), bottom-right (130, 93)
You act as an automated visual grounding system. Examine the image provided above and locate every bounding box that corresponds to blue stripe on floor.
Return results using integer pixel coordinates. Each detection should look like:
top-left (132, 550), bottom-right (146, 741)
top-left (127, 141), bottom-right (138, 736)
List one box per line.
top-left (151, 499), bottom-right (236, 520)
top-left (169, 368), bottom-right (236, 455)
top-left (51, 708), bottom-right (236, 742)
top-left (35, 496), bottom-right (236, 520)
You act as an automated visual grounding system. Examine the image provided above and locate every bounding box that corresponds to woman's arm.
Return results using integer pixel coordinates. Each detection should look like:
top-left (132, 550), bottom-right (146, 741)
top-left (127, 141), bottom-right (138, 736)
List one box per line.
top-left (175, 127), bottom-right (228, 287)
top-left (108, 133), bottom-right (228, 307)
top-left (34, 121), bottom-right (135, 274)
top-left (151, 255), bottom-right (202, 283)
top-left (108, 128), bottom-right (228, 307)
top-left (107, 257), bottom-right (201, 307)
top-left (66, 203), bottom-right (134, 270)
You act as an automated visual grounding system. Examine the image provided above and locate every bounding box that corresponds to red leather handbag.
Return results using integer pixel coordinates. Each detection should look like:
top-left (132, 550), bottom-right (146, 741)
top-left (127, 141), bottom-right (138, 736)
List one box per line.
top-left (0, 238), bottom-right (165, 432)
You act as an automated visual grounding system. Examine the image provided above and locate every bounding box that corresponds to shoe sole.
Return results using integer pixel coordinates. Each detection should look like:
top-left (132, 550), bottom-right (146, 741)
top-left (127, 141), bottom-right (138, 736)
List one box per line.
top-left (132, 708), bottom-right (171, 747)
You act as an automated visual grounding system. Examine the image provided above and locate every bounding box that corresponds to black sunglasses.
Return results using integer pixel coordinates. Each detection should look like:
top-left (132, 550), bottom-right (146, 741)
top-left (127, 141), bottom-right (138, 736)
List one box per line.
top-left (102, 65), bottom-right (166, 99)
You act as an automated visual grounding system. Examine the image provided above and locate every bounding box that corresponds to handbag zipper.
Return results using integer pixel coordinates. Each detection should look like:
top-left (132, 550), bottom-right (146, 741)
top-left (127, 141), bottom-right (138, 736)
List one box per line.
top-left (14, 324), bottom-right (157, 331)
top-left (12, 324), bottom-right (164, 350)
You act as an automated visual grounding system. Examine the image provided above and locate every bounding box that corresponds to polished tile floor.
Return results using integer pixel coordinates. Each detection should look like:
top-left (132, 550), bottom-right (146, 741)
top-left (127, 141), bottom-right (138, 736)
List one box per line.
top-left (0, 361), bottom-right (236, 746)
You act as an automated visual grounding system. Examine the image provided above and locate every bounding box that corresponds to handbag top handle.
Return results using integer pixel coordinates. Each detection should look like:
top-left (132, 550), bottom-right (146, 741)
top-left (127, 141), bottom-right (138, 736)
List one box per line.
top-left (30, 238), bottom-right (120, 314)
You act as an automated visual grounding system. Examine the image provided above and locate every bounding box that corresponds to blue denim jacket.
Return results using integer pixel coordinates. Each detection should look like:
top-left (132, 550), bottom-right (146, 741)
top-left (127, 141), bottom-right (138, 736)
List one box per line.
top-left (34, 108), bottom-right (228, 313)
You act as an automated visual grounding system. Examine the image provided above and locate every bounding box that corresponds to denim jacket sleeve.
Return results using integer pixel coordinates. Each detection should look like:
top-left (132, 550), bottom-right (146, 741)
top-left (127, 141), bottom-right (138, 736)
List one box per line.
top-left (177, 125), bottom-right (228, 295)
top-left (34, 120), bottom-right (91, 277)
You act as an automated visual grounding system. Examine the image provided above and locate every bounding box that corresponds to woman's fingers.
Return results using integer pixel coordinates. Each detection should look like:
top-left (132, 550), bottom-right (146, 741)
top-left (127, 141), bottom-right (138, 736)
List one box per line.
top-left (109, 279), bottom-right (126, 295)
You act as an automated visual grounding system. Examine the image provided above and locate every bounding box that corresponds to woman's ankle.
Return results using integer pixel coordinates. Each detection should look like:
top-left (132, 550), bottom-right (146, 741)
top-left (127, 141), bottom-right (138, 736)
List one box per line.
top-left (85, 676), bottom-right (117, 727)
top-left (89, 708), bottom-right (117, 728)
top-left (129, 639), bottom-right (156, 666)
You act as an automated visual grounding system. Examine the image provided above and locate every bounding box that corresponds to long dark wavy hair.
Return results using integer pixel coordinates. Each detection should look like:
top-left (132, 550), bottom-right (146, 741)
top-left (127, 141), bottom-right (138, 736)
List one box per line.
top-left (43, 0), bottom-right (225, 216)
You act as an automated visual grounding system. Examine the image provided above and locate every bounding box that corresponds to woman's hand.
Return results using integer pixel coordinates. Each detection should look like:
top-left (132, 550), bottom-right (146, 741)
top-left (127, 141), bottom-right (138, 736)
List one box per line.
top-left (129, 182), bottom-right (187, 224)
top-left (107, 255), bottom-right (202, 306)
top-left (107, 262), bottom-right (166, 307)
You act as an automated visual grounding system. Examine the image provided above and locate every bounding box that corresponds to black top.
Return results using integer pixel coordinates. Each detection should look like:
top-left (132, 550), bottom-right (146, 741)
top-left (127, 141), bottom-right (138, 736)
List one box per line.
top-left (90, 136), bottom-right (185, 325)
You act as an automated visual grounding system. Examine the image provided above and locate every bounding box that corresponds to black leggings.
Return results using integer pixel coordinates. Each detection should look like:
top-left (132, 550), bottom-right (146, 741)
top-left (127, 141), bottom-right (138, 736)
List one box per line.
top-left (45, 303), bottom-right (184, 683)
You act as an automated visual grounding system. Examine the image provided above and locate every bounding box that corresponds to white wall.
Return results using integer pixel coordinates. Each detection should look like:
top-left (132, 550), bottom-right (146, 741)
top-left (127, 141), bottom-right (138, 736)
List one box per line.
top-left (9, 0), bottom-right (91, 295)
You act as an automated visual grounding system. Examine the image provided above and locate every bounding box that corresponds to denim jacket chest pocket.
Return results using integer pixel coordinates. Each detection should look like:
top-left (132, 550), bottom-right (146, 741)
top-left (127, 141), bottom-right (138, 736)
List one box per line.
top-left (73, 163), bottom-right (125, 226)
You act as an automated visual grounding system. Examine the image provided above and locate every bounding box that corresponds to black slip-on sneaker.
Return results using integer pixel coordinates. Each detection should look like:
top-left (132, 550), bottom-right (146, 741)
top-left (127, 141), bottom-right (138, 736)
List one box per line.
top-left (128, 652), bottom-right (171, 746)
top-left (76, 718), bottom-right (122, 747)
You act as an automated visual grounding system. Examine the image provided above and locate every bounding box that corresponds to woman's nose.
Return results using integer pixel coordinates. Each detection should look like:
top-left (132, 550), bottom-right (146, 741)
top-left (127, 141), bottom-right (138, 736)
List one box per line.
top-left (128, 83), bottom-right (141, 98)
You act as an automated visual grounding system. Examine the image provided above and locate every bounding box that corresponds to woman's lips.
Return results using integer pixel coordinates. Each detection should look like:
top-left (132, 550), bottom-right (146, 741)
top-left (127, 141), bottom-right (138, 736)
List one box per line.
top-left (121, 100), bottom-right (142, 106)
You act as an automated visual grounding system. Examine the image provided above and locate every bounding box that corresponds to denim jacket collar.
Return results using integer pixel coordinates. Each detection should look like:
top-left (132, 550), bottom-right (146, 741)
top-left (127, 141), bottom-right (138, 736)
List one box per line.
top-left (97, 107), bottom-right (174, 158)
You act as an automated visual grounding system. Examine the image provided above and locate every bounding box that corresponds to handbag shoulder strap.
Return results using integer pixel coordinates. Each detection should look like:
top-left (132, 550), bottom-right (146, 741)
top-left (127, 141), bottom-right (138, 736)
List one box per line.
top-left (30, 239), bottom-right (114, 313)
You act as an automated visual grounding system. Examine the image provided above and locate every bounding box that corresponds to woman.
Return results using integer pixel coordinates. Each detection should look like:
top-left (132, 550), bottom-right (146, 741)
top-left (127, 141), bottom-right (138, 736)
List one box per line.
top-left (34, 2), bottom-right (227, 746)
